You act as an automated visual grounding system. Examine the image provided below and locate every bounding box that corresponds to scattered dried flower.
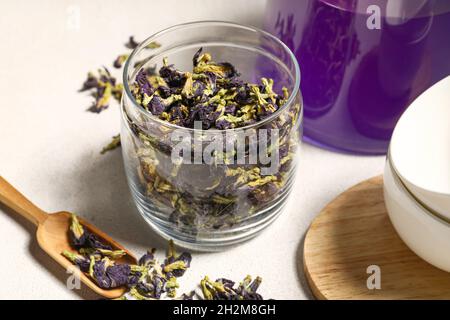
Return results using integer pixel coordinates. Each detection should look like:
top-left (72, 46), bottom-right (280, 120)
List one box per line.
top-left (113, 54), bottom-right (129, 69)
top-left (100, 134), bottom-right (121, 154)
top-left (63, 215), bottom-right (266, 299)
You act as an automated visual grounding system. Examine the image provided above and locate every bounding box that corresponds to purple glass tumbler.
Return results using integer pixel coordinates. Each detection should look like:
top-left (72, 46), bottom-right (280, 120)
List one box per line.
top-left (265, 0), bottom-right (450, 154)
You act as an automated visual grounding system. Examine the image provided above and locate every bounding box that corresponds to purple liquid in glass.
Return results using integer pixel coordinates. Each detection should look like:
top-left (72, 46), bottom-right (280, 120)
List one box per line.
top-left (265, 0), bottom-right (450, 154)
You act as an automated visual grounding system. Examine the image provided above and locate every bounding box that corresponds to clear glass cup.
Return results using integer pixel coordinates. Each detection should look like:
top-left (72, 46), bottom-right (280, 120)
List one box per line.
top-left (121, 21), bottom-right (302, 251)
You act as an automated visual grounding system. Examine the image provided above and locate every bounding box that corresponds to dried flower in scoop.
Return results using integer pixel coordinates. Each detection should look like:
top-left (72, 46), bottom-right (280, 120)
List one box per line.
top-left (64, 215), bottom-right (266, 299)
top-left (89, 256), bottom-right (131, 289)
top-left (69, 214), bottom-right (112, 250)
top-left (79, 248), bottom-right (127, 260)
top-left (105, 263), bottom-right (131, 288)
top-left (85, 233), bottom-right (113, 251)
top-left (69, 214), bottom-right (88, 248)
top-left (62, 250), bottom-right (90, 272)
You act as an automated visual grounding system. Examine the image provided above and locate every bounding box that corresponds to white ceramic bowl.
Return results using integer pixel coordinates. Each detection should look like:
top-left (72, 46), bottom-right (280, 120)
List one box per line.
top-left (384, 158), bottom-right (450, 272)
top-left (389, 76), bottom-right (450, 217)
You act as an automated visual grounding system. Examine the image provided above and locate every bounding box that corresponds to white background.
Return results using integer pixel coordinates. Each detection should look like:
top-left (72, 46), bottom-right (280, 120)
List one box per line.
top-left (0, 0), bottom-right (384, 299)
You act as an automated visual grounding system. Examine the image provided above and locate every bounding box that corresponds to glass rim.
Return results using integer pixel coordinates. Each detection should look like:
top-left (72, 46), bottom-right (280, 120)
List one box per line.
top-left (122, 20), bottom-right (301, 133)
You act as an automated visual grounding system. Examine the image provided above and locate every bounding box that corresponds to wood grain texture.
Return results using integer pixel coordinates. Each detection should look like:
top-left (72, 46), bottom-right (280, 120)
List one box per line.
top-left (304, 175), bottom-right (450, 300)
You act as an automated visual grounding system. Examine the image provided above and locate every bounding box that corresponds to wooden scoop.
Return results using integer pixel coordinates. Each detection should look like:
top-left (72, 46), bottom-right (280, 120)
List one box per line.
top-left (0, 176), bottom-right (137, 299)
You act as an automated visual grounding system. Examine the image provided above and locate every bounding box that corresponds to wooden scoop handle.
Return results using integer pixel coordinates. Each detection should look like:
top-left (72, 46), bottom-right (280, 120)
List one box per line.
top-left (0, 176), bottom-right (48, 226)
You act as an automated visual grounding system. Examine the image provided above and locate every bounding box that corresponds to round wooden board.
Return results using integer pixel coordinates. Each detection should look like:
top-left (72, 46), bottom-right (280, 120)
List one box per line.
top-left (304, 175), bottom-right (450, 300)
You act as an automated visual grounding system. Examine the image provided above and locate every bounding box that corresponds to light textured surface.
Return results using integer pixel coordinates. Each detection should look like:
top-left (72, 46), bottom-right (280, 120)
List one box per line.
top-left (0, 0), bottom-right (385, 299)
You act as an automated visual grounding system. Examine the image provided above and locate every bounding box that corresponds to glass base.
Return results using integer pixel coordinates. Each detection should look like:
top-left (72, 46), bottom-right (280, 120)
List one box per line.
top-left (129, 179), bottom-right (293, 252)
top-left (140, 206), bottom-right (284, 252)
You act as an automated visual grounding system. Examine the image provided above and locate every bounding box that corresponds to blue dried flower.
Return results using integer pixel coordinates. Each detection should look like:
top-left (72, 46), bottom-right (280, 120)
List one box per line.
top-left (91, 258), bottom-right (111, 289)
top-left (69, 214), bottom-right (88, 248)
top-left (136, 69), bottom-right (154, 96)
top-left (204, 71), bottom-right (217, 92)
top-left (236, 275), bottom-right (263, 300)
top-left (257, 104), bottom-right (277, 120)
top-left (157, 85), bottom-right (172, 98)
top-left (86, 233), bottom-right (113, 251)
top-left (217, 62), bottom-right (239, 78)
top-left (152, 276), bottom-right (165, 299)
top-left (107, 264), bottom-right (131, 288)
top-left (159, 61), bottom-right (185, 87)
top-left (163, 241), bottom-right (192, 278)
top-left (125, 36), bottom-right (139, 49)
top-left (192, 80), bottom-right (206, 98)
top-left (62, 250), bottom-right (90, 272)
top-left (127, 272), bottom-right (142, 288)
top-left (197, 104), bottom-right (219, 129)
top-left (235, 84), bottom-right (253, 105)
top-left (224, 103), bottom-right (237, 115)
top-left (138, 249), bottom-right (156, 266)
top-left (200, 275), bottom-right (264, 300)
top-left (80, 72), bottom-right (99, 91)
top-left (90, 257), bottom-right (130, 289)
top-left (136, 281), bottom-right (154, 296)
top-left (113, 54), bottom-right (129, 69)
top-left (215, 118), bottom-right (233, 130)
top-left (192, 47), bottom-right (203, 67)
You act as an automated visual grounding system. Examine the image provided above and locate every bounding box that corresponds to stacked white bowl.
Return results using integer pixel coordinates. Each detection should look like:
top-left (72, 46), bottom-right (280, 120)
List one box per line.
top-left (384, 76), bottom-right (450, 271)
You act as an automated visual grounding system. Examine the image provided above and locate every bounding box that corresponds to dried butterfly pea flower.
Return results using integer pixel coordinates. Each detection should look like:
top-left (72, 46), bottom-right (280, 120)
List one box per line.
top-left (89, 256), bottom-right (110, 288)
top-left (65, 212), bottom-right (266, 299)
top-left (121, 49), bottom-right (298, 256)
top-left (145, 41), bottom-right (161, 49)
top-left (200, 275), bottom-right (264, 300)
top-left (69, 215), bottom-right (112, 250)
top-left (100, 134), bottom-right (121, 154)
top-left (112, 83), bottom-right (123, 102)
top-left (192, 47), bottom-right (203, 67)
top-left (236, 275), bottom-right (263, 300)
top-left (138, 249), bottom-right (156, 266)
top-left (135, 68), bottom-right (155, 97)
top-left (79, 248), bottom-right (127, 260)
top-left (85, 233), bottom-right (113, 250)
top-left (80, 68), bottom-right (120, 113)
top-left (159, 59), bottom-right (186, 88)
top-left (81, 34), bottom-right (166, 118)
top-left (69, 214), bottom-right (88, 248)
top-left (79, 72), bottom-right (99, 91)
top-left (179, 291), bottom-right (195, 300)
top-left (106, 263), bottom-right (131, 288)
top-left (113, 54), bottom-right (129, 69)
top-left (126, 36), bottom-right (161, 50)
top-left (165, 276), bottom-right (179, 298)
top-left (88, 256), bottom-right (131, 289)
top-left (163, 252), bottom-right (191, 278)
top-left (92, 81), bottom-right (113, 112)
top-left (62, 250), bottom-right (90, 272)
top-left (146, 95), bottom-right (182, 116)
top-left (125, 36), bottom-right (140, 49)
